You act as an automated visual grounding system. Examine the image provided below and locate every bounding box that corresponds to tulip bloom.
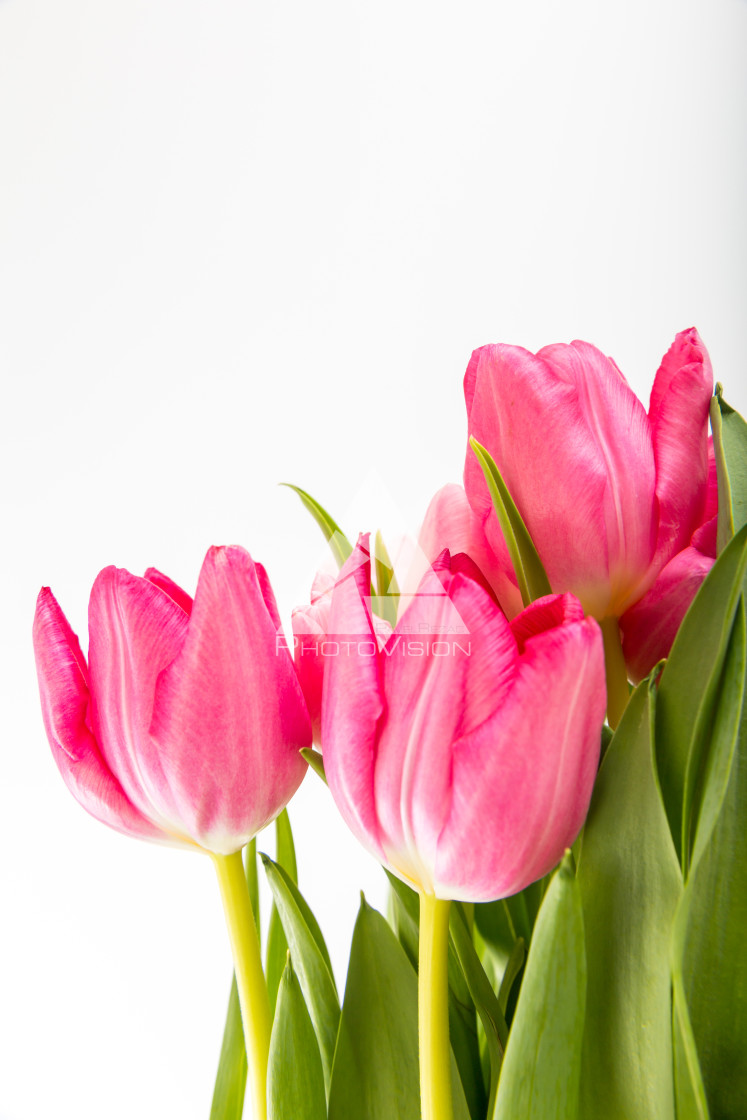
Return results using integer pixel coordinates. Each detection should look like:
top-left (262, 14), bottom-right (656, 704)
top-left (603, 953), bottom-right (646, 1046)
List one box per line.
top-left (34, 545), bottom-right (310, 852)
top-left (446, 328), bottom-right (715, 706)
top-left (321, 538), bottom-right (606, 903)
top-left (33, 545), bottom-right (311, 1120)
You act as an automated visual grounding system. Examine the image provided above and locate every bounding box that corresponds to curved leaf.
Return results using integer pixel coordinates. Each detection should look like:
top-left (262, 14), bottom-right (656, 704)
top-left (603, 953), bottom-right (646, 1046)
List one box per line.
top-left (268, 957), bottom-right (327, 1120)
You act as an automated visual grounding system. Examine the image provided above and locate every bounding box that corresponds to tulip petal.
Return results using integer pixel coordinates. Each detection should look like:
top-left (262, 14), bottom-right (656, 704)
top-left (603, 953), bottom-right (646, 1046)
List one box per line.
top-left (649, 329), bottom-right (713, 570)
top-left (374, 565), bottom-right (518, 890)
top-left (435, 615), bottom-right (605, 901)
top-left (620, 538), bottom-right (716, 684)
top-left (509, 592), bottom-right (585, 653)
top-left (419, 483), bottom-right (522, 618)
top-left (464, 343), bottom-right (656, 617)
top-left (33, 588), bottom-right (164, 842)
top-left (322, 539), bottom-right (387, 865)
top-left (150, 546), bottom-right (310, 853)
top-left (87, 567), bottom-right (191, 835)
top-left (144, 568), bottom-right (193, 616)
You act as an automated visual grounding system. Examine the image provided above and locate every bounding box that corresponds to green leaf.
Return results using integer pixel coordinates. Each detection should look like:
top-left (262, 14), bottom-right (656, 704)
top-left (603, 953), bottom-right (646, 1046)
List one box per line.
top-left (674, 598), bottom-right (747, 1118)
top-left (373, 529), bottom-right (400, 628)
top-left (578, 680), bottom-right (683, 1120)
top-left (469, 437), bottom-right (552, 606)
top-left (268, 956), bottom-right (327, 1120)
top-left (655, 524), bottom-right (747, 862)
top-left (385, 873), bottom-right (486, 1119)
top-left (300, 747), bottom-right (327, 784)
top-left (281, 482), bottom-right (353, 569)
top-left (261, 854), bottom-right (339, 1095)
top-left (266, 811), bottom-right (298, 1016)
top-left (493, 853), bottom-right (586, 1120)
top-left (496, 937), bottom-right (525, 1019)
top-left (711, 385), bottom-right (747, 553)
top-left (473, 898), bottom-right (519, 964)
top-left (449, 903), bottom-right (508, 1120)
top-left (328, 896), bottom-right (470, 1120)
top-left (209, 840), bottom-right (259, 1120)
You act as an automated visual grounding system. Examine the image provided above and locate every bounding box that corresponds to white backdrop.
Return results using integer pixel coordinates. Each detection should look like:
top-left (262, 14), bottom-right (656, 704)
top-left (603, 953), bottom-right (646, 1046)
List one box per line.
top-left (1, 1), bottom-right (746, 1117)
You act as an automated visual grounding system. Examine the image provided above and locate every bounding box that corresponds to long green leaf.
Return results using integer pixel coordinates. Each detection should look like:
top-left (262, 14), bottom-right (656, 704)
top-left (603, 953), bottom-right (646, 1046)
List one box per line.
top-left (267, 957), bottom-right (327, 1120)
top-left (328, 896), bottom-right (470, 1120)
top-left (209, 840), bottom-right (259, 1120)
top-left (675, 598), bottom-right (747, 1118)
top-left (281, 483), bottom-right (353, 568)
top-left (261, 854), bottom-right (339, 1095)
top-left (469, 437), bottom-right (551, 606)
top-left (493, 853), bottom-right (585, 1120)
top-left (655, 524), bottom-right (747, 862)
top-left (578, 680), bottom-right (682, 1120)
top-left (266, 811), bottom-right (298, 1016)
top-left (711, 385), bottom-right (747, 553)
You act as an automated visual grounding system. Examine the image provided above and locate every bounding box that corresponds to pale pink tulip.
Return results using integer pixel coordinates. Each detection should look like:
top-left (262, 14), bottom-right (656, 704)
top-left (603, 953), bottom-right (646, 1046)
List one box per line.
top-left (34, 546), bottom-right (310, 854)
top-left (321, 538), bottom-right (606, 901)
top-left (457, 328), bottom-right (714, 677)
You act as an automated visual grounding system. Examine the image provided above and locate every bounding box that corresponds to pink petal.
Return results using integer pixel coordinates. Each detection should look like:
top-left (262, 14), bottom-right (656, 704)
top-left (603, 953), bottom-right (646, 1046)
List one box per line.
top-left (87, 567), bottom-right (192, 835)
top-left (322, 538), bottom-right (387, 865)
top-left (620, 538), bottom-right (715, 684)
top-left (33, 588), bottom-right (164, 843)
top-left (509, 592), bottom-right (585, 653)
top-left (150, 546), bottom-right (310, 853)
top-left (648, 329), bottom-right (713, 571)
top-left (418, 483), bottom-right (522, 618)
top-left (464, 343), bottom-right (656, 618)
top-left (374, 565), bottom-right (518, 889)
top-left (291, 577), bottom-right (334, 744)
top-left (435, 615), bottom-right (605, 901)
top-left (144, 568), bottom-right (194, 616)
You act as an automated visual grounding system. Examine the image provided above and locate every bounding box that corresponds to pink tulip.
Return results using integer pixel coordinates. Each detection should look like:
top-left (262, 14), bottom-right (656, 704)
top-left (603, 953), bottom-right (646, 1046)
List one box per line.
top-left (34, 546), bottom-right (311, 854)
top-left (459, 328), bottom-right (714, 677)
top-left (321, 538), bottom-right (606, 901)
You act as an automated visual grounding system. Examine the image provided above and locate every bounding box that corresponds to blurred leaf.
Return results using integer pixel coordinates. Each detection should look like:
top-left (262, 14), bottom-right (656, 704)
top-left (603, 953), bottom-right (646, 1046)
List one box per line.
top-left (385, 873), bottom-right (485, 1119)
top-left (266, 811), bottom-right (298, 1016)
top-left (578, 681), bottom-right (682, 1120)
top-left (209, 840), bottom-right (258, 1120)
top-left (281, 483), bottom-right (353, 569)
top-left (674, 599), bottom-right (747, 1118)
top-left (261, 854), bottom-right (339, 1095)
top-left (449, 903), bottom-right (508, 1119)
top-left (474, 898), bottom-right (518, 963)
top-left (268, 957), bottom-right (327, 1120)
top-left (328, 896), bottom-right (470, 1120)
top-left (469, 437), bottom-right (552, 606)
top-left (496, 938), bottom-right (525, 1019)
top-left (655, 524), bottom-right (747, 862)
top-left (711, 385), bottom-right (747, 553)
top-left (493, 853), bottom-right (585, 1120)
top-left (300, 747), bottom-right (327, 784)
top-left (373, 529), bottom-right (400, 628)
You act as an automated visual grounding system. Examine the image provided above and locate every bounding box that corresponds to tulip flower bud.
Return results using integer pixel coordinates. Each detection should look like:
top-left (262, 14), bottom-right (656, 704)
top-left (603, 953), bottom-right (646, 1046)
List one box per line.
top-left (33, 546), bottom-right (311, 854)
top-left (321, 538), bottom-right (606, 902)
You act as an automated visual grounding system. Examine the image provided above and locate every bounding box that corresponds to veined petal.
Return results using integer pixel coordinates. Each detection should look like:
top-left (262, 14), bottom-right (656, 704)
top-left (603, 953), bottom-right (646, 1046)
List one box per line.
top-left (509, 592), bottom-right (585, 653)
top-left (87, 567), bottom-right (191, 835)
top-left (418, 483), bottom-right (522, 617)
top-left (620, 536), bottom-right (716, 683)
top-left (649, 329), bottom-right (713, 571)
top-left (144, 568), bottom-right (193, 616)
top-left (150, 546), bottom-right (310, 853)
top-left (374, 566), bottom-right (517, 891)
top-left (435, 615), bottom-right (605, 901)
top-left (33, 588), bottom-right (164, 842)
top-left (322, 538), bottom-right (387, 865)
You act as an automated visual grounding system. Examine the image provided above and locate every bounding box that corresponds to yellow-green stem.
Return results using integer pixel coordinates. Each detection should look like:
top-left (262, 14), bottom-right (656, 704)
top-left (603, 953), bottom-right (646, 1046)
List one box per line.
top-left (600, 616), bottom-right (630, 731)
top-left (212, 851), bottom-right (272, 1120)
top-left (419, 893), bottom-right (453, 1120)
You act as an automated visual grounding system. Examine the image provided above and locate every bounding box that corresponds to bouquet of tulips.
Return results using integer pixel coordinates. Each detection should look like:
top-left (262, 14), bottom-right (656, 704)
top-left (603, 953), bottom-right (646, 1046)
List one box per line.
top-left (34, 328), bottom-right (747, 1120)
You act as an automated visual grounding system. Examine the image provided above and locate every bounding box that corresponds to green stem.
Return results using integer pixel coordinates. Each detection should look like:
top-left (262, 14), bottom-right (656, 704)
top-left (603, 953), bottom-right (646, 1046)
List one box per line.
top-left (418, 893), bottom-right (453, 1120)
top-left (212, 851), bottom-right (272, 1120)
top-left (600, 616), bottom-right (630, 731)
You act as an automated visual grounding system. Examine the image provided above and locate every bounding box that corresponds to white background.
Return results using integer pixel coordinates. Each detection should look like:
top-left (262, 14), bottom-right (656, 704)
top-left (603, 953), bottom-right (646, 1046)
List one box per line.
top-left (1, 1), bottom-right (746, 1117)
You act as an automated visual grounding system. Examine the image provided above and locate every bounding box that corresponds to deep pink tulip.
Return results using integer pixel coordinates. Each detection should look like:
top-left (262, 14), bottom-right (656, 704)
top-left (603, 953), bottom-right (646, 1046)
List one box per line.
top-left (34, 546), bottom-right (311, 854)
top-left (458, 328), bottom-right (714, 677)
top-left (321, 538), bottom-right (606, 901)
